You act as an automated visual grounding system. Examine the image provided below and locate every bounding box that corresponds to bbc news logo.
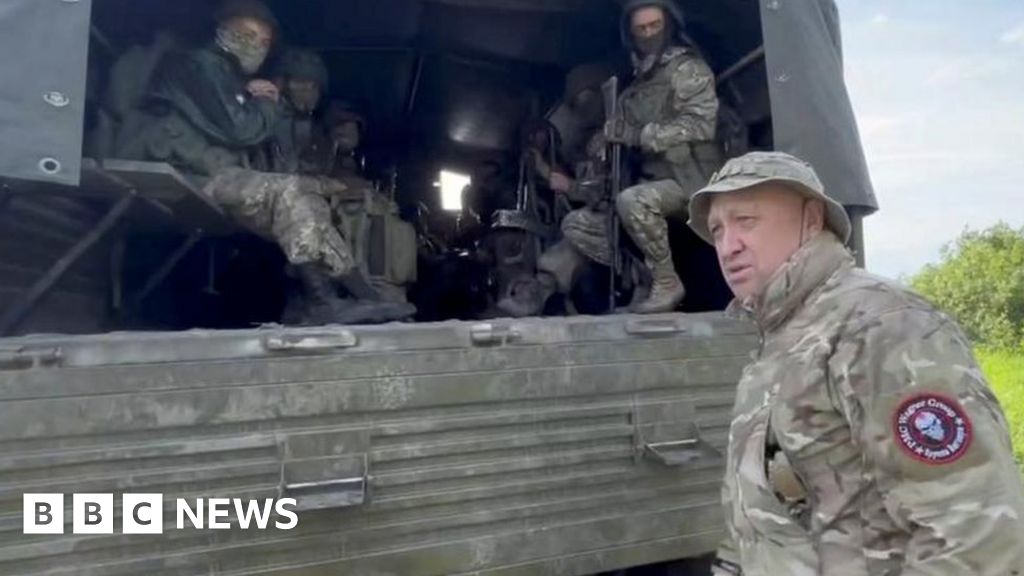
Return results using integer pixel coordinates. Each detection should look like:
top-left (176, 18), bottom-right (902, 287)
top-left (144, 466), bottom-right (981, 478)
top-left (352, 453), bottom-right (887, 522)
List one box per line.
top-left (23, 494), bottom-right (298, 535)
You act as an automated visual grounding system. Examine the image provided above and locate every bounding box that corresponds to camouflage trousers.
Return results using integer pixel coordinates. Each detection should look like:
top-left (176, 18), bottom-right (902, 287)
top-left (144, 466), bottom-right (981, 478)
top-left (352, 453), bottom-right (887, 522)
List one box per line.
top-left (532, 207), bottom-right (607, 294)
top-left (204, 168), bottom-right (356, 278)
top-left (614, 178), bottom-right (689, 264)
top-left (541, 178), bottom-right (688, 288)
top-left (560, 206), bottom-right (613, 267)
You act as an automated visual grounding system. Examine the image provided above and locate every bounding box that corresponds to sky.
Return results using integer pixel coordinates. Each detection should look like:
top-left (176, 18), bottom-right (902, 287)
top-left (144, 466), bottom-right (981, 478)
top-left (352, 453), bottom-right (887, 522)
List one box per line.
top-left (837, 0), bottom-right (1024, 279)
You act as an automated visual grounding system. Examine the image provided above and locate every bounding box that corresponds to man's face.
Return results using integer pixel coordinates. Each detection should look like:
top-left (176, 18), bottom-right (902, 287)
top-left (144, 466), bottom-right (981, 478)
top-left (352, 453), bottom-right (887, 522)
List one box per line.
top-left (630, 7), bottom-right (667, 55)
top-left (223, 17), bottom-right (274, 73)
top-left (287, 79), bottom-right (321, 114)
top-left (707, 184), bottom-right (825, 301)
top-left (331, 120), bottom-right (361, 152)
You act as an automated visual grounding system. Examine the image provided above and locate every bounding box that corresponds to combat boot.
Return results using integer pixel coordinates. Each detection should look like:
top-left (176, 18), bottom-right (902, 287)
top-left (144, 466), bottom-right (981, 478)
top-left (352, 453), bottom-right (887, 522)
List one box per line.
top-left (329, 298), bottom-right (417, 325)
top-left (496, 272), bottom-right (558, 318)
top-left (295, 265), bottom-right (416, 325)
top-left (631, 258), bottom-right (684, 314)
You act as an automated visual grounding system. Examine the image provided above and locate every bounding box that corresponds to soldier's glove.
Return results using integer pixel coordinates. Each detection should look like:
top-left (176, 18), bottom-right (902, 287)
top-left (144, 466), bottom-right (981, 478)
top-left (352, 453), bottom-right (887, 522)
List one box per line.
top-left (603, 118), bottom-right (641, 147)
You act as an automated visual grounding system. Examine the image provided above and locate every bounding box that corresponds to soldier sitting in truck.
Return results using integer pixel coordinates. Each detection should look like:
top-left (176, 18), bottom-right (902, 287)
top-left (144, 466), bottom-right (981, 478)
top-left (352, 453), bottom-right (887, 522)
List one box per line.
top-left (111, 0), bottom-right (412, 325)
top-left (605, 0), bottom-right (723, 314)
top-left (497, 62), bottom-right (620, 318)
top-left (264, 47), bottom-right (332, 176)
top-left (268, 53), bottom-right (418, 324)
top-left (318, 102), bottom-right (419, 310)
top-left (606, 1), bottom-right (729, 313)
top-left (500, 1), bottom-right (725, 317)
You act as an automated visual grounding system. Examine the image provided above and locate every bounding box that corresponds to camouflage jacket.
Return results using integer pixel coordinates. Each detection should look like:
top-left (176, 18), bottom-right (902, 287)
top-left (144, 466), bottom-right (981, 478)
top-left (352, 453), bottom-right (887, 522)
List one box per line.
top-left (114, 44), bottom-right (278, 177)
top-left (620, 46), bottom-right (721, 188)
top-left (721, 232), bottom-right (1024, 575)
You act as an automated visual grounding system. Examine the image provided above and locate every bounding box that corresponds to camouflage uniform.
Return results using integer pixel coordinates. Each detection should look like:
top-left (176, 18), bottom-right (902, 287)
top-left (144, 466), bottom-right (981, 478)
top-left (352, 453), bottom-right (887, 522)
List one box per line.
top-left (114, 41), bottom-right (357, 281)
top-left (614, 45), bottom-right (721, 312)
top-left (497, 121), bottom-right (611, 316)
top-left (205, 168), bottom-right (355, 278)
top-left (688, 153), bottom-right (1024, 575)
top-left (497, 60), bottom-right (616, 317)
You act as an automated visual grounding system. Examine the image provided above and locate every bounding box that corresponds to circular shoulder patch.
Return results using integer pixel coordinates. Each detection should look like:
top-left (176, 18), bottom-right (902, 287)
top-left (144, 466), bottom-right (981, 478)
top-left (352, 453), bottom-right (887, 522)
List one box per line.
top-left (893, 393), bottom-right (972, 464)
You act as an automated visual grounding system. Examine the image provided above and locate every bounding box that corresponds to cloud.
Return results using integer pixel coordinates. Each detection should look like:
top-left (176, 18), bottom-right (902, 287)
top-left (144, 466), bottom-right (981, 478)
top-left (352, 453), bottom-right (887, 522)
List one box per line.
top-left (1000, 22), bottom-right (1024, 46)
top-left (925, 57), bottom-right (1016, 86)
top-left (871, 13), bottom-right (890, 26)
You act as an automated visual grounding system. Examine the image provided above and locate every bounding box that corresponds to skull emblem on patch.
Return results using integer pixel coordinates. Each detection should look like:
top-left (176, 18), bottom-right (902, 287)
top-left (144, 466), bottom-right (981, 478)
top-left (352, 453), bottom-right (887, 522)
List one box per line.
top-left (893, 394), bottom-right (972, 465)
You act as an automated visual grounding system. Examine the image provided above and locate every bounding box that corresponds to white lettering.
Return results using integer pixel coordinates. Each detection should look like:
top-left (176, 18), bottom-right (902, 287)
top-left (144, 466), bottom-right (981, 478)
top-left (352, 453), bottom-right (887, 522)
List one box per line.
top-left (233, 499), bottom-right (274, 530)
top-left (73, 494), bottom-right (113, 535)
top-left (176, 499), bottom-right (204, 529)
top-left (274, 498), bottom-right (298, 530)
top-left (23, 494), bottom-right (64, 534)
top-left (207, 498), bottom-right (231, 529)
top-left (123, 494), bottom-right (164, 535)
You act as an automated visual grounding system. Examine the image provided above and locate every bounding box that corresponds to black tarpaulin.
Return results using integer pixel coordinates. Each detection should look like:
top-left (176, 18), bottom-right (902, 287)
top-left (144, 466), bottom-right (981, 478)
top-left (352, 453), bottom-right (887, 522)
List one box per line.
top-left (761, 0), bottom-right (878, 211)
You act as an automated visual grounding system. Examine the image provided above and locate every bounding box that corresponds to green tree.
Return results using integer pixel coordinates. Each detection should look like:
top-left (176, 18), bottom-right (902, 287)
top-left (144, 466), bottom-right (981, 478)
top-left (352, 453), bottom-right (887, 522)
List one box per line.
top-left (911, 223), bottom-right (1024, 350)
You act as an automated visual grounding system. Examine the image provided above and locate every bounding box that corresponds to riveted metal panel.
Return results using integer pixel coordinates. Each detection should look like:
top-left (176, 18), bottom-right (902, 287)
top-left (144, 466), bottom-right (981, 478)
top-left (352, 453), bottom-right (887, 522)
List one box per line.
top-left (0, 313), bottom-right (755, 575)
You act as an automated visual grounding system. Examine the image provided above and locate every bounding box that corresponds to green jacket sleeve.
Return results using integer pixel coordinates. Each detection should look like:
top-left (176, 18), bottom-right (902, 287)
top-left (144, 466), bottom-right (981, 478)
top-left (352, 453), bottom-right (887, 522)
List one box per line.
top-left (828, 306), bottom-right (1024, 575)
top-left (154, 49), bottom-right (278, 148)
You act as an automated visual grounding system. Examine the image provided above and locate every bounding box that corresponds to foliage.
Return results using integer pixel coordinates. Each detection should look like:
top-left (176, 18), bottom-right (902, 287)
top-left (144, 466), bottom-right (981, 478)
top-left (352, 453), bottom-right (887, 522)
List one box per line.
top-left (976, 348), bottom-right (1024, 474)
top-left (911, 224), bottom-right (1024, 349)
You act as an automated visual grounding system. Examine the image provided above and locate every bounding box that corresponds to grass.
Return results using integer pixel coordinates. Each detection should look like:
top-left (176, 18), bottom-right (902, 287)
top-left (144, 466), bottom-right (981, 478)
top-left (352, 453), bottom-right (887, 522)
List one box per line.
top-left (976, 348), bottom-right (1024, 473)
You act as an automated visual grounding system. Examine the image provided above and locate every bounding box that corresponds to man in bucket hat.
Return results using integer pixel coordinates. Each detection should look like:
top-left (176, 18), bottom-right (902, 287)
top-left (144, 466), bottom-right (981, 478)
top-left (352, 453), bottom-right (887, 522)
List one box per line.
top-left (691, 152), bottom-right (1024, 575)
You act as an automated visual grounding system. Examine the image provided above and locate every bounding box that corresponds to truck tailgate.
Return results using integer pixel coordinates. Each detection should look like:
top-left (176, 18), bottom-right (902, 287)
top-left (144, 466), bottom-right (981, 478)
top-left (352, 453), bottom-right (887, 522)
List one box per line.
top-left (0, 313), bottom-right (755, 576)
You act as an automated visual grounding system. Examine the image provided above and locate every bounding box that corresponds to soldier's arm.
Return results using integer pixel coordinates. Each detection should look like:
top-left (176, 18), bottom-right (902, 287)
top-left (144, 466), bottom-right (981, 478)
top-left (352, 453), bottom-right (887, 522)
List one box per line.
top-left (637, 56), bottom-right (719, 153)
top-left (162, 53), bottom-right (279, 147)
top-left (828, 306), bottom-right (1024, 575)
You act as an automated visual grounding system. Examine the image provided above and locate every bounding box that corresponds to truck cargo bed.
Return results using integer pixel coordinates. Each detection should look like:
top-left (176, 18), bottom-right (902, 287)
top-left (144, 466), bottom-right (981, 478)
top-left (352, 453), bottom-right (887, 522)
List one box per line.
top-left (0, 313), bottom-right (754, 575)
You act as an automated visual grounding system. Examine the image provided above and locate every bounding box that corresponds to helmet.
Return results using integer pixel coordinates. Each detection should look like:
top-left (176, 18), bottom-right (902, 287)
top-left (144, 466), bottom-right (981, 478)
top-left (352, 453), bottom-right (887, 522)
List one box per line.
top-left (520, 118), bottom-right (562, 152)
top-left (325, 101), bottom-right (366, 131)
top-left (276, 48), bottom-right (329, 90)
top-left (563, 61), bottom-right (616, 102)
top-left (215, 0), bottom-right (280, 34)
top-left (619, 0), bottom-right (686, 51)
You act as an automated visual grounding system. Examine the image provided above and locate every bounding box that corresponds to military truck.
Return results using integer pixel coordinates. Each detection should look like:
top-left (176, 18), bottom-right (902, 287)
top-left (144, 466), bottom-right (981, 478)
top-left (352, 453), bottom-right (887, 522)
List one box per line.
top-left (0, 0), bottom-right (876, 574)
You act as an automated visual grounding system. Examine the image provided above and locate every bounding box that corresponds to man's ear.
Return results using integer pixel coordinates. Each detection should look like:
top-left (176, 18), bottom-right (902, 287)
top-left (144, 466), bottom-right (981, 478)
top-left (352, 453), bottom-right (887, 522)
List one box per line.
top-left (805, 199), bottom-right (826, 235)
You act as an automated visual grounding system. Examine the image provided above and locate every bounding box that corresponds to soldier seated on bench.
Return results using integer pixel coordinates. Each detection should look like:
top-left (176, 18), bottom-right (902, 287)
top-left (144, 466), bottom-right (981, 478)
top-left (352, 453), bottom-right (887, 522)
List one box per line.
top-left (111, 0), bottom-right (414, 324)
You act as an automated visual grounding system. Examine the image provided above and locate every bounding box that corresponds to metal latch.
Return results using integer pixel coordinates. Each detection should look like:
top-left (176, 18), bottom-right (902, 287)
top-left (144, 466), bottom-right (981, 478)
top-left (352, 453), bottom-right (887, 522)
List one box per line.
top-left (0, 346), bottom-right (62, 371)
top-left (262, 331), bottom-right (358, 353)
top-left (642, 423), bottom-right (721, 466)
top-left (277, 429), bottom-right (371, 511)
top-left (470, 323), bottom-right (521, 346)
top-left (644, 438), bottom-right (700, 465)
top-left (280, 469), bottom-right (367, 511)
top-left (625, 319), bottom-right (687, 337)
top-left (633, 400), bottom-right (721, 467)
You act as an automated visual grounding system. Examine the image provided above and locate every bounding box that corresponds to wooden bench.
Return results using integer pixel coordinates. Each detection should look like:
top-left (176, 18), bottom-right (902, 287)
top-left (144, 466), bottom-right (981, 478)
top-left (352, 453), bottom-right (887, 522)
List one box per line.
top-left (0, 160), bottom-right (239, 335)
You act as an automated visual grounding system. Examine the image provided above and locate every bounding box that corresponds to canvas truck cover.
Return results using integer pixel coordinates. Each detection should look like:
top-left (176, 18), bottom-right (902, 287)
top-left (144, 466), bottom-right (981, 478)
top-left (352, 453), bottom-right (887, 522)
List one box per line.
top-left (760, 0), bottom-right (878, 212)
top-left (0, 0), bottom-right (92, 187)
top-left (0, 0), bottom-right (877, 214)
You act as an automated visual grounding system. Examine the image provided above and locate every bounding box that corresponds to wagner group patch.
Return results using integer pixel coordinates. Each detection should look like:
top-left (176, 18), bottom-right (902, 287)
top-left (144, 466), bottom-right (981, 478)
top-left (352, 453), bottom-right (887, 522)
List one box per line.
top-left (893, 394), bottom-right (972, 465)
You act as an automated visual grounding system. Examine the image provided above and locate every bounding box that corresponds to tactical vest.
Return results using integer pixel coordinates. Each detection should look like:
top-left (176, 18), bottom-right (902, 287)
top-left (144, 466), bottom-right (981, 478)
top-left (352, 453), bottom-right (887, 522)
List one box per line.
top-left (331, 170), bottom-right (418, 295)
top-left (620, 50), bottom-right (723, 193)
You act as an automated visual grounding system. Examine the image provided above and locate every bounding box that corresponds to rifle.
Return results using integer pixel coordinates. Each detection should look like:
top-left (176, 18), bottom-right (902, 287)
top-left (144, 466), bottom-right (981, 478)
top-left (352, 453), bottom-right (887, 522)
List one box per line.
top-left (601, 76), bottom-right (623, 313)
